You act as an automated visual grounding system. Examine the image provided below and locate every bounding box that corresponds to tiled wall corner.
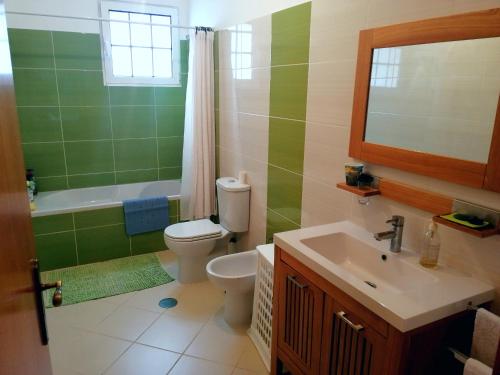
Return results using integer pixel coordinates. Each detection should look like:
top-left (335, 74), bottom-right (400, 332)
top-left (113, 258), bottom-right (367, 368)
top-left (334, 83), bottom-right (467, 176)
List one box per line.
top-left (32, 200), bottom-right (179, 271)
top-left (9, 29), bottom-right (188, 192)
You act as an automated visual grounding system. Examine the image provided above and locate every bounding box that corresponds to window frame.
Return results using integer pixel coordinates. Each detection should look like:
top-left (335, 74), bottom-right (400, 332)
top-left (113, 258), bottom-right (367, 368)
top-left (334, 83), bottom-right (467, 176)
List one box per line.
top-left (100, 0), bottom-right (181, 87)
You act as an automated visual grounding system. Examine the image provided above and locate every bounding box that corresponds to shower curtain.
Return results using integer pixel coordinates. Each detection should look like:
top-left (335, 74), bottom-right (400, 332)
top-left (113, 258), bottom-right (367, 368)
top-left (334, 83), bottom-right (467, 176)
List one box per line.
top-left (180, 28), bottom-right (216, 221)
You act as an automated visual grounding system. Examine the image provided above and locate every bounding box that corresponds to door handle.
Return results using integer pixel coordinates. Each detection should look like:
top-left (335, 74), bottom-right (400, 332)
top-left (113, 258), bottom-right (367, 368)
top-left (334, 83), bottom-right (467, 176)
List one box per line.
top-left (41, 280), bottom-right (63, 307)
top-left (31, 259), bottom-right (63, 345)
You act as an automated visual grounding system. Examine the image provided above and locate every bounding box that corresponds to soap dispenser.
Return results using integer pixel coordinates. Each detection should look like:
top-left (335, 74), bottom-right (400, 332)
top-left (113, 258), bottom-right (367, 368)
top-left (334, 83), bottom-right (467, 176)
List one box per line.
top-left (420, 221), bottom-right (440, 268)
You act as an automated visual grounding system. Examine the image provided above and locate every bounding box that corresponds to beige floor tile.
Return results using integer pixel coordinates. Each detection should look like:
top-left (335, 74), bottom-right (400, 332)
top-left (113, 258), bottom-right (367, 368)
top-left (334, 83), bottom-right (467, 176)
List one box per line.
top-left (46, 299), bottom-right (117, 331)
top-left (124, 282), bottom-right (183, 313)
top-left (236, 342), bottom-right (269, 374)
top-left (93, 305), bottom-right (159, 341)
top-left (233, 368), bottom-right (268, 375)
top-left (103, 291), bottom-right (137, 306)
top-left (168, 355), bottom-right (233, 375)
top-left (164, 280), bottom-right (224, 322)
top-left (185, 312), bottom-right (251, 366)
top-left (104, 343), bottom-right (180, 375)
top-left (50, 330), bottom-right (130, 375)
top-left (137, 314), bottom-right (205, 353)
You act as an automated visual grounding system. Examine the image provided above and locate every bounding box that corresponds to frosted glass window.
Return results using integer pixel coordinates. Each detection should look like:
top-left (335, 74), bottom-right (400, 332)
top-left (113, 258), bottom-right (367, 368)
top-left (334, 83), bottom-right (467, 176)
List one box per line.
top-left (132, 47), bottom-right (153, 76)
top-left (230, 24), bottom-right (253, 80)
top-left (370, 47), bottom-right (401, 88)
top-left (109, 11), bottom-right (130, 45)
top-left (130, 13), bottom-right (151, 47)
top-left (152, 15), bottom-right (171, 48)
top-left (111, 46), bottom-right (132, 76)
top-left (153, 49), bottom-right (172, 77)
top-left (101, 1), bottom-right (179, 86)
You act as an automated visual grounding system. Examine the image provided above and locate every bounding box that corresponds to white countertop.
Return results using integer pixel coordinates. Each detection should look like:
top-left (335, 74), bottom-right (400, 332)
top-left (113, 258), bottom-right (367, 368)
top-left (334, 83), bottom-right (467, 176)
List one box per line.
top-left (274, 221), bottom-right (495, 332)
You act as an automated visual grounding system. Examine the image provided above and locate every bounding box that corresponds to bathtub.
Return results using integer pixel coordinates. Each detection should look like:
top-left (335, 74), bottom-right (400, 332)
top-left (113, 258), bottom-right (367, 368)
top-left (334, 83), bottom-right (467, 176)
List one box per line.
top-left (32, 180), bottom-right (181, 217)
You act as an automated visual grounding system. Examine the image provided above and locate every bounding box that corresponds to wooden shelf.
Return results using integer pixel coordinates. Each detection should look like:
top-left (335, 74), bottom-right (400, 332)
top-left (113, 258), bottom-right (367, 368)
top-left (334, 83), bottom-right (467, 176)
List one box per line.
top-left (336, 182), bottom-right (380, 197)
top-left (433, 216), bottom-right (499, 238)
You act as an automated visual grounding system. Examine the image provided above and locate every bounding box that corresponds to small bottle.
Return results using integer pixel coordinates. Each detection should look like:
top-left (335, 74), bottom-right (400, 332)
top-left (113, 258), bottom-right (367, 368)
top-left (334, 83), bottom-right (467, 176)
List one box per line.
top-left (420, 221), bottom-right (440, 268)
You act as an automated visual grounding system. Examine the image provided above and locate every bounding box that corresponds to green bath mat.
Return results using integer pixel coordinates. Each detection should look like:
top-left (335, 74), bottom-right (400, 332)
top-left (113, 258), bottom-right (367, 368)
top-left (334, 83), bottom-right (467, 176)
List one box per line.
top-left (41, 253), bottom-right (174, 308)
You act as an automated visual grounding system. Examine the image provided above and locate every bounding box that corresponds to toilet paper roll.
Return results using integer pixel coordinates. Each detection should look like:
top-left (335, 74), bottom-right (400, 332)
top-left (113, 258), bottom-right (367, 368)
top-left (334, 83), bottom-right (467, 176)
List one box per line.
top-left (238, 171), bottom-right (247, 184)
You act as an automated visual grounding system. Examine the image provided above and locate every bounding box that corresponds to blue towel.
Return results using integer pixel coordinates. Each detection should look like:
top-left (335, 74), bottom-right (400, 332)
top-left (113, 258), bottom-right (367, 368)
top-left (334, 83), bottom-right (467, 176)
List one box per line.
top-left (123, 196), bottom-right (169, 236)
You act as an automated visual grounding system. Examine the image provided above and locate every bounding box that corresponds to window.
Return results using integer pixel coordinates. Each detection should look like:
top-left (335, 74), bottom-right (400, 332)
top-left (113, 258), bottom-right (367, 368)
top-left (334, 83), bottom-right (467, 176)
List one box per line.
top-left (370, 47), bottom-right (401, 88)
top-left (228, 24), bottom-right (252, 80)
top-left (101, 1), bottom-right (180, 86)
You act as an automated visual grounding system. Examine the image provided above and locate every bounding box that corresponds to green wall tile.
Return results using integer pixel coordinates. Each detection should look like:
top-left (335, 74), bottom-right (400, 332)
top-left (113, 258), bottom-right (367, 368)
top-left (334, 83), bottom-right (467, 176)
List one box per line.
top-left (267, 165), bottom-right (303, 225)
top-left (13, 69), bottom-right (58, 106)
top-left (18, 107), bottom-right (62, 143)
top-left (76, 224), bottom-right (130, 264)
top-left (114, 138), bottom-right (158, 171)
top-left (74, 207), bottom-right (124, 229)
top-left (271, 2), bottom-right (312, 66)
top-left (111, 106), bottom-right (155, 139)
top-left (8, 29), bottom-right (54, 68)
top-left (268, 118), bottom-right (306, 174)
top-left (131, 231), bottom-right (166, 255)
top-left (213, 32), bottom-right (219, 71)
top-left (154, 74), bottom-right (187, 106)
top-left (35, 232), bottom-right (77, 271)
top-left (180, 40), bottom-right (189, 74)
top-left (156, 106), bottom-right (184, 137)
top-left (269, 64), bottom-right (309, 120)
top-left (32, 214), bottom-right (74, 235)
top-left (158, 137), bottom-right (183, 167)
top-left (68, 173), bottom-right (115, 189)
top-left (61, 107), bottom-right (111, 141)
top-left (57, 70), bottom-right (108, 106)
top-left (169, 200), bottom-right (179, 217)
top-left (65, 141), bottom-right (114, 174)
top-left (116, 169), bottom-right (158, 184)
top-left (109, 87), bottom-right (154, 106)
top-left (23, 142), bottom-right (66, 177)
top-left (37, 176), bottom-right (67, 192)
top-left (159, 166), bottom-right (182, 180)
top-left (53, 31), bottom-right (101, 70)
top-left (266, 209), bottom-right (300, 244)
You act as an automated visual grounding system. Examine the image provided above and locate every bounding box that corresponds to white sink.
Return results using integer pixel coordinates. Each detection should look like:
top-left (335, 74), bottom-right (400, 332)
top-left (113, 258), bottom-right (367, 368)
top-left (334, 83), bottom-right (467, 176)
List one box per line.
top-left (301, 232), bottom-right (438, 295)
top-left (274, 221), bottom-right (494, 332)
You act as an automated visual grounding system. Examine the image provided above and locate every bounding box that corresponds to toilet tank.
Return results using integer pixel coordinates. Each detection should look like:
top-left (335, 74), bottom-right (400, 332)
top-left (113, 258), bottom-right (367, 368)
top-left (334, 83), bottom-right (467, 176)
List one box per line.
top-left (216, 177), bottom-right (250, 233)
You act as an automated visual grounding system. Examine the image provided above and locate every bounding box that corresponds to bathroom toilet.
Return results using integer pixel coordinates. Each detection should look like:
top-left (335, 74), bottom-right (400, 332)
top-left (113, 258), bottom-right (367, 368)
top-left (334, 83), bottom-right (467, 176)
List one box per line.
top-left (164, 177), bottom-right (250, 283)
top-left (206, 250), bottom-right (258, 326)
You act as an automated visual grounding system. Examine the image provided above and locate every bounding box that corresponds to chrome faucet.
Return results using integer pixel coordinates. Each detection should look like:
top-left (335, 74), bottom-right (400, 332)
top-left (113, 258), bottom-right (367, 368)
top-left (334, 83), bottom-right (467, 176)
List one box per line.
top-left (374, 215), bottom-right (405, 253)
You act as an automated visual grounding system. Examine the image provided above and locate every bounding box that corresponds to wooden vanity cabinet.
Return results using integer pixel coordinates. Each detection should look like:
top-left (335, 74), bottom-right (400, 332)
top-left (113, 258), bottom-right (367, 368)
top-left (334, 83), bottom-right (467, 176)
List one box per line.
top-left (271, 246), bottom-right (476, 375)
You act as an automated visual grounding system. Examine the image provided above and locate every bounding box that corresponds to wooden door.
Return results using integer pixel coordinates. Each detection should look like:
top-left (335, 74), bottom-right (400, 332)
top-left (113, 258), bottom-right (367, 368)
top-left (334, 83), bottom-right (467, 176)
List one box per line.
top-left (0, 2), bottom-right (53, 374)
top-left (277, 261), bottom-right (324, 375)
top-left (321, 295), bottom-right (387, 375)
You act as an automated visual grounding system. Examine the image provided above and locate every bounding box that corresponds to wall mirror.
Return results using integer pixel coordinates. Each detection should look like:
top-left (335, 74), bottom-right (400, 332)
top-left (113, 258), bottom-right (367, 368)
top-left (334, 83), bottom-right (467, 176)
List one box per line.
top-left (349, 8), bottom-right (500, 192)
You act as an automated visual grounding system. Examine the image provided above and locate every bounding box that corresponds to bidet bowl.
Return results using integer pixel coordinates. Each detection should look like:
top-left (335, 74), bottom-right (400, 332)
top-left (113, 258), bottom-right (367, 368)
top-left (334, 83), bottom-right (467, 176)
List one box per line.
top-left (206, 250), bottom-right (258, 325)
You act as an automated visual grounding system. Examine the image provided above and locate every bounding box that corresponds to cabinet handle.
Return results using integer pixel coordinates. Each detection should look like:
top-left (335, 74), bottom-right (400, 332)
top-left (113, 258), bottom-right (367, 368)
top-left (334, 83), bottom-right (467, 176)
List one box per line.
top-left (287, 275), bottom-right (308, 289)
top-left (336, 311), bottom-right (365, 332)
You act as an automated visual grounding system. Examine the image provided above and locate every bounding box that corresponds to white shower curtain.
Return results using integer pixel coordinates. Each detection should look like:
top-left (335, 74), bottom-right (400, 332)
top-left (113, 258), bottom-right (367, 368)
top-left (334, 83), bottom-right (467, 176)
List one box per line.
top-left (180, 29), bottom-right (216, 221)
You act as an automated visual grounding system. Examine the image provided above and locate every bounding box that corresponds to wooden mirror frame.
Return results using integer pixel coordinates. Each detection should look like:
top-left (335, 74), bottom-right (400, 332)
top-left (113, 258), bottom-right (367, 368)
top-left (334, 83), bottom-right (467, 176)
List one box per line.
top-left (349, 8), bottom-right (500, 192)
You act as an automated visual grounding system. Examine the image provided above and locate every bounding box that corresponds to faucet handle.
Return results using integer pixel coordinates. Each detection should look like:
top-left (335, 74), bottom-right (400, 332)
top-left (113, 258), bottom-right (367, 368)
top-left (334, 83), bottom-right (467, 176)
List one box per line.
top-left (386, 215), bottom-right (404, 226)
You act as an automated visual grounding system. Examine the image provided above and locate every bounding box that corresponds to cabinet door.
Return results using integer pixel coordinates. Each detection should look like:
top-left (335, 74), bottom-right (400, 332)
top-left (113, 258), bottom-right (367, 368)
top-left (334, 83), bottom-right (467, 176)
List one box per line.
top-left (321, 295), bottom-right (387, 375)
top-left (277, 261), bottom-right (324, 374)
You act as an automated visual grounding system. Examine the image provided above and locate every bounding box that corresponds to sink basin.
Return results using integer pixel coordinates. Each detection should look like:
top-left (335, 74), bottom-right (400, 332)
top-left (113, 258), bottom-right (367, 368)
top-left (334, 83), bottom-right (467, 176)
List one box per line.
top-left (274, 220), bottom-right (495, 332)
top-left (301, 232), bottom-right (438, 294)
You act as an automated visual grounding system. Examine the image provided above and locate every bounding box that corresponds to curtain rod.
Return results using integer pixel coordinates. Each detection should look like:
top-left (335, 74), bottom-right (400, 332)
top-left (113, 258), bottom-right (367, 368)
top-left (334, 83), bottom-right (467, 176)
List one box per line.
top-left (5, 11), bottom-right (214, 31)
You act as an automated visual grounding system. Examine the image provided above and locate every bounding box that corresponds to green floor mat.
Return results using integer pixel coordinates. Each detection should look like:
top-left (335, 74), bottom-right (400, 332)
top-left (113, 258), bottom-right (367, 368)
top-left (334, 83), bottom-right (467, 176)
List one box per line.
top-left (41, 253), bottom-right (174, 308)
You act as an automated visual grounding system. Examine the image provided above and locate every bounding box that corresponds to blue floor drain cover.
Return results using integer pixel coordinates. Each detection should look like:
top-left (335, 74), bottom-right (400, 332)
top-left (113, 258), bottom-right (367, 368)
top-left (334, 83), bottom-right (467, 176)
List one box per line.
top-left (159, 298), bottom-right (178, 309)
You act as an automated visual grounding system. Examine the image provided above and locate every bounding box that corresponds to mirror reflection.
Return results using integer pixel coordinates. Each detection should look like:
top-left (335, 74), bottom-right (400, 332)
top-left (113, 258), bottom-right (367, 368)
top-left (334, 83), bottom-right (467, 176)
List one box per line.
top-left (364, 37), bottom-right (500, 163)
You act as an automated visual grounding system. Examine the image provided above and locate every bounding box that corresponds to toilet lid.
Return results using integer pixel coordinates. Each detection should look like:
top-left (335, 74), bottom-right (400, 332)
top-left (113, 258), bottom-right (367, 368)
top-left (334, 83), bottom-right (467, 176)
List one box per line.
top-left (164, 219), bottom-right (222, 241)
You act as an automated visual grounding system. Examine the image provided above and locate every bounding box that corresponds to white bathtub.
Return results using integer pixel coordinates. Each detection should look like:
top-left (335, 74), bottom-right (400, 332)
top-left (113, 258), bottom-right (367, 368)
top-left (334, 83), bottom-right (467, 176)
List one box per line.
top-left (32, 180), bottom-right (181, 217)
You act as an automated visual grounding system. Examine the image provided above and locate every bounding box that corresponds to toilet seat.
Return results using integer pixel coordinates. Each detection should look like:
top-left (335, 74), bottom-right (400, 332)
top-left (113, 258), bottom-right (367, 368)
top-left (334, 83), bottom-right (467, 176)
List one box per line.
top-left (164, 219), bottom-right (222, 242)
